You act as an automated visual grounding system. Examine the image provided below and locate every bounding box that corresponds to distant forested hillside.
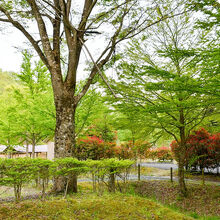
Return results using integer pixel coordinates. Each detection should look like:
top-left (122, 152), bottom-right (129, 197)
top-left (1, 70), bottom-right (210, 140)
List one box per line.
top-left (0, 69), bottom-right (18, 94)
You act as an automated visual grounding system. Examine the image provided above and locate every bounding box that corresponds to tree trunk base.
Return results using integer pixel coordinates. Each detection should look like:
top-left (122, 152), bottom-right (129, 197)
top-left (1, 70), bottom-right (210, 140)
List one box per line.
top-left (52, 175), bottom-right (77, 194)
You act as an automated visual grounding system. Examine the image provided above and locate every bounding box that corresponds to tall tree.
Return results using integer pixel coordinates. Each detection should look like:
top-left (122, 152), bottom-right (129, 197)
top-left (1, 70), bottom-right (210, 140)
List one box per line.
top-left (14, 52), bottom-right (55, 158)
top-left (0, 52), bottom-right (55, 158)
top-left (0, 0), bottom-right (185, 192)
top-left (0, 91), bottom-right (20, 157)
top-left (109, 7), bottom-right (219, 196)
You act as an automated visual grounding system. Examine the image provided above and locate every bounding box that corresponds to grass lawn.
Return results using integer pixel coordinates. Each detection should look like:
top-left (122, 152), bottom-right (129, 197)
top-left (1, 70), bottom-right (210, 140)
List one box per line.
top-left (131, 180), bottom-right (220, 219)
top-left (0, 192), bottom-right (193, 220)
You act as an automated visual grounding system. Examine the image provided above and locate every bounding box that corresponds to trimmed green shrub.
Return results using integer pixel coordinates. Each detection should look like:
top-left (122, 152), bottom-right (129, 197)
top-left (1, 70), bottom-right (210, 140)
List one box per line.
top-left (88, 158), bottom-right (134, 193)
top-left (32, 158), bottom-right (53, 197)
top-left (0, 157), bottom-right (135, 199)
top-left (0, 158), bottom-right (36, 201)
top-left (54, 158), bottom-right (89, 197)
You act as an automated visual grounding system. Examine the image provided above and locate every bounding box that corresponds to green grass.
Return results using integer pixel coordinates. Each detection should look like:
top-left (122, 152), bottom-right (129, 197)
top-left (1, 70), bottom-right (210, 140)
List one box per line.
top-left (130, 166), bottom-right (171, 177)
top-left (0, 192), bottom-right (193, 220)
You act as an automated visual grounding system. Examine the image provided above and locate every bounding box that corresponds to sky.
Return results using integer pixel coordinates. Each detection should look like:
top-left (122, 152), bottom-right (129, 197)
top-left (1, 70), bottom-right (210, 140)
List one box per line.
top-left (0, 28), bottom-right (24, 73)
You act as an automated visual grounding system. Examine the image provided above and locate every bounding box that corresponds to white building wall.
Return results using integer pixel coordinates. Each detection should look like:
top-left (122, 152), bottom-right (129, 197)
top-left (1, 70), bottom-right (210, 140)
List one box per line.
top-left (47, 142), bottom-right (54, 160)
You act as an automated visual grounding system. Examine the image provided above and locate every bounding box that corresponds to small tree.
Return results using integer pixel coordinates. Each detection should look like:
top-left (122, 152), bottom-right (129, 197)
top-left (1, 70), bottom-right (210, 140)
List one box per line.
top-left (0, 158), bottom-right (36, 201)
top-left (14, 52), bottom-right (55, 158)
top-left (95, 158), bottom-right (134, 193)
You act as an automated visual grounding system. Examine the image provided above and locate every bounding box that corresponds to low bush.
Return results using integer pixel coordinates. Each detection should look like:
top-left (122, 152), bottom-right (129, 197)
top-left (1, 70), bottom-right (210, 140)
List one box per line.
top-left (148, 147), bottom-right (173, 162)
top-left (0, 158), bottom-right (36, 201)
top-left (156, 146), bottom-right (173, 162)
top-left (171, 128), bottom-right (220, 172)
top-left (0, 157), bottom-right (134, 200)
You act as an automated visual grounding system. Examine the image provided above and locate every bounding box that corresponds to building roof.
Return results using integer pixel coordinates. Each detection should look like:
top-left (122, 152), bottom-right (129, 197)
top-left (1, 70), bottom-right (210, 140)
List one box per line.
top-left (0, 145), bottom-right (48, 153)
top-left (0, 145), bottom-right (7, 152)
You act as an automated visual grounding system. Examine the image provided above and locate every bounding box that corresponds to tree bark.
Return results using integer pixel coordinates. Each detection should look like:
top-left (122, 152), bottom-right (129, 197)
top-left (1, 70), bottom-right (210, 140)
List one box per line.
top-left (31, 137), bottom-right (36, 159)
top-left (25, 141), bottom-right (29, 158)
top-left (178, 109), bottom-right (187, 197)
top-left (109, 168), bottom-right (115, 193)
top-left (178, 155), bottom-right (187, 196)
top-left (52, 91), bottom-right (78, 193)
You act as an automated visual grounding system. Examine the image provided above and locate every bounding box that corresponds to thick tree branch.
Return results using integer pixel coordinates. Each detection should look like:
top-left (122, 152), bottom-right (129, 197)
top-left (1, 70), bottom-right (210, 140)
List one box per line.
top-left (52, 0), bottom-right (62, 72)
top-left (26, 0), bottom-right (54, 65)
top-left (78, 0), bottom-right (97, 31)
top-left (59, 0), bottom-right (82, 91)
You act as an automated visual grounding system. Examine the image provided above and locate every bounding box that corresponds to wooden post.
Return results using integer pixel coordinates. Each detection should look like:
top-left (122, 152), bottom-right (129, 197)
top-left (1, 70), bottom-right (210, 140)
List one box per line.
top-left (138, 164), bottom-right (141, 181)
top-left (170, 167), bottom-right (173, 182)
top-left (202, 168), bottom-right (205, 186)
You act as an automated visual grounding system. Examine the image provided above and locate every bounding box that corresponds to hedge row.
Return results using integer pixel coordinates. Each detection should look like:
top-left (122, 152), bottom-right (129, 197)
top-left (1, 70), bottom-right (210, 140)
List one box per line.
top-left (147, 147), bottom-right (173, 162)
top-left (0, 157), bottom-right (134, 201)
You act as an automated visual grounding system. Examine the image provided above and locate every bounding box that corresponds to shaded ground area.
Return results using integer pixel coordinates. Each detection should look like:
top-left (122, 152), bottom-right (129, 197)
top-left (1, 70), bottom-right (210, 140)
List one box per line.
top-left (0, 193), bottom-right (193, 220)
top-left (131, 180), bottom-right (220, 218)
top-left (185, 172), bottom-right (220, 184)
top-left (0, 184), bottom-right (42, 202)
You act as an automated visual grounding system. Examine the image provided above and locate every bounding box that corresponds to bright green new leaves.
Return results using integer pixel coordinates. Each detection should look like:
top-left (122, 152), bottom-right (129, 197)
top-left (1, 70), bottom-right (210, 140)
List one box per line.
top-left (0, 157), bottom-right (37, 201)
top-left (0, 157), bottom-right (135, 200)
top-left (54, 158), bottom-right (89, 178)
top-left (13, 51), bottom-right (55, 147)
top-left (110, 7), bottom-right (219, 142)
top-left (0, 90), bottom-right (21, 148)
top-left (0, 52), bottom-right (55, 154)
top-left (188, 0), bottom-right (220, 29)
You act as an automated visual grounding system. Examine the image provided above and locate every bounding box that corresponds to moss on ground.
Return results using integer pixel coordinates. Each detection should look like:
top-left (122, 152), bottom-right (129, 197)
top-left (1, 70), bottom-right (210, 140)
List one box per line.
top-left (0, 193), bottom-right (193, 220)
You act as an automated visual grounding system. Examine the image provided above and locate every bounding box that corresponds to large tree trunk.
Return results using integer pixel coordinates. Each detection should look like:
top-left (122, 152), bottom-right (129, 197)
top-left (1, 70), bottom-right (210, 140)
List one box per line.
top-left (52, 92), bottom-right (78, 193)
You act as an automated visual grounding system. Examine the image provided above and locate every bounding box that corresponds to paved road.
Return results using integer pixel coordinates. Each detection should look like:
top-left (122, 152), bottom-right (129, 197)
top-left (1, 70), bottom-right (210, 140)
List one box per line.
top-left (140, 162), bottom-right (219, 174)
top-left (140, 162), bottom-right (178, 170)
top-left (78, 175), bottom-right (219, 185)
